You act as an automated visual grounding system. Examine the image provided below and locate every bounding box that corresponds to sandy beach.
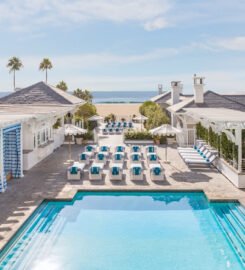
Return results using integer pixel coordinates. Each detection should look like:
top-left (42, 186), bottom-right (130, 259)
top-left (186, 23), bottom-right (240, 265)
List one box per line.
top-left (95, 103), bottom-right (141, 120)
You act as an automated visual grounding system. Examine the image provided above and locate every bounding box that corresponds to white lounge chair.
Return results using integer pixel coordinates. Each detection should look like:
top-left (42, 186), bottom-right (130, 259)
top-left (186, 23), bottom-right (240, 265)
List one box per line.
top-left (180, 149), bottom-right (209, 159)
top-left (183, 151), bottom-right (213, 161)
top-left (130, 164), bottom-right (144, 181)
top-left (178, 145), bottom-right (206, 154)
top-left (145, 145), bottom-right (157, 154)
top-left (147, 153), bottom-right (158, 164)
top-left (96, 152), bottom-right (107, 165)
top-left (115, 145), bottom-right (125, 153)
top-left (130, 153), bottom-right (142, 163)
top-left (89, 163), bottom-right (104, 180)
top-left (79, 152), bottom-right (90, 165)
top-left (110, 163), bottom-right (123, 180)
top-left (150, 163), bottom-right (164, 181)
top-left (131, 145), bottom-right (141, 153)
top-left (99, 145), bottom-right (110, 156)
top-left (113, 152), bottom-right (125, 163)
top-left (185, 155), bottom-right (217, 165)
top-left (67, 162), bottom-right (85, 180)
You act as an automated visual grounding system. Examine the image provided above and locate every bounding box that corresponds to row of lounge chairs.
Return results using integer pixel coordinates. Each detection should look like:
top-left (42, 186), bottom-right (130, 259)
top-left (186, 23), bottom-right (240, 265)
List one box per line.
top-left (67, 144), bottom-right (164, 181)
top-left (178, 141), bottom-right (217, 166)
top-left (105, 122), bottom-right (133, 128)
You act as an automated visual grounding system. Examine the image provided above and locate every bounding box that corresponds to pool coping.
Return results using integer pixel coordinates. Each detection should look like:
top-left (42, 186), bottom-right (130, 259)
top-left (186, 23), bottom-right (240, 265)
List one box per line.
top-left (0, 187), bottom-right (244, 252)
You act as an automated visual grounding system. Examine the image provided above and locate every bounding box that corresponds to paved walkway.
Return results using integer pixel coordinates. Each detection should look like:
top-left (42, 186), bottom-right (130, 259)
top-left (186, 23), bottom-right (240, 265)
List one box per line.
top-left (0, 134), bottom-right (244, 250)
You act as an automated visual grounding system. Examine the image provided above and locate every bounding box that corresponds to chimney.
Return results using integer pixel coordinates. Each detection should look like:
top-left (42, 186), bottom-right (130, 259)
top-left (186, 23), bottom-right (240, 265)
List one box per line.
top-left (193, 74), bottom-right (205, 103)
top-left (158, 84), bottom-right (163, 95)
top-left (171, 81), bottom-right (182, 105)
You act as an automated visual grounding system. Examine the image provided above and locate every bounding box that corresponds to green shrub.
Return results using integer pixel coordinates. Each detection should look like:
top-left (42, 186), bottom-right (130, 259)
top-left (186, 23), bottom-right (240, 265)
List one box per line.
top-left (81, 131), bottom-right (94, 140)
top-left (124, 131), bottom-right (153, 140)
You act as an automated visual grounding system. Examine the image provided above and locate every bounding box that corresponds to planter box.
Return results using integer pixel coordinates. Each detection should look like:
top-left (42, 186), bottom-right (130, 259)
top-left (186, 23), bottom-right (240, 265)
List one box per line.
top-left (124, 140), bottom-right (154, 144)
top-left (75, 137), bottom-right (83, 145)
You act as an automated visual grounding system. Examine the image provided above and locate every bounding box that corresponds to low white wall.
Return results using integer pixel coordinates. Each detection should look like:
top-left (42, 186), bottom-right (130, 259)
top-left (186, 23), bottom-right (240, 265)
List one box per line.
top-left (124, 140), bottom-right (154, 144)
top-left (213, 158), bottom-right (245, 188)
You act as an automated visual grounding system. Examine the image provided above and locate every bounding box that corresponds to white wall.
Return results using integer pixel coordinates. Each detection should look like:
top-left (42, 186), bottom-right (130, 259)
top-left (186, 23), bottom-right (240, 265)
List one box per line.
top-left (213, 158), bottom-right (245, 188)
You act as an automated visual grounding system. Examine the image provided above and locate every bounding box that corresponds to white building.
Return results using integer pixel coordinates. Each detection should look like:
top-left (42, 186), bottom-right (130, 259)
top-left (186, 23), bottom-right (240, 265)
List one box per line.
top-left (0, 82), bottom-right (85, 192)
top-left (152, 75), bottom-right (245, 188)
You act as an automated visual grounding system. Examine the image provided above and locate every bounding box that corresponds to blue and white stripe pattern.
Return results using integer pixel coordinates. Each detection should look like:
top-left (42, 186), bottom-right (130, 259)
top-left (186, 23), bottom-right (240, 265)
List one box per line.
top-left (0, 124), bottom-right (22, 192)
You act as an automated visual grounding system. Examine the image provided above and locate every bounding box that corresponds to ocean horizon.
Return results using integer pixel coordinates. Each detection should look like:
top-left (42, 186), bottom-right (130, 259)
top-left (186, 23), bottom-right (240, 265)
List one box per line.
top-left (0, 90), bottom-right (157, 104)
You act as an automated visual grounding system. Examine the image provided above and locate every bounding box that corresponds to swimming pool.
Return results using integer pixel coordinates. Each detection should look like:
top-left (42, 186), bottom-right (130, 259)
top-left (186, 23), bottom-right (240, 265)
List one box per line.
top-left (0, 192), bottom-right (244, 270)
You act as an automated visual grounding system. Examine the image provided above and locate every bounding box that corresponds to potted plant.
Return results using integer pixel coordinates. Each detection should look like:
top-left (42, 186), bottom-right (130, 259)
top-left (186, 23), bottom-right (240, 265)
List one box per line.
top-left (75, 134), bottom-right (83, 145)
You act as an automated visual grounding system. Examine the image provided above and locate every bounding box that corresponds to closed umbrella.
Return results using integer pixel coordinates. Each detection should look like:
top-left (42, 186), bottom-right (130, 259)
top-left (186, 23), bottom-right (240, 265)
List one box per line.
top-left (65, 124), bottom-right (87, 161)
top-left (150, 124), bottom-right (181, 162)
top-left (133, 115), bottom-right (148, 130)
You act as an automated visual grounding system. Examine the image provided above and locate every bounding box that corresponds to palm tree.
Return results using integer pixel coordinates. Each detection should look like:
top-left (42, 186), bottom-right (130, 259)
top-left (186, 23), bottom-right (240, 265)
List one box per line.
top-left (6, 57), bottom-right (23, 90)
top-left (56, 80), bottom-right (68, 91)
top-left (73, 89), bottom-right (93, 102)
top-left (39, 58), bottom-right (53, 83)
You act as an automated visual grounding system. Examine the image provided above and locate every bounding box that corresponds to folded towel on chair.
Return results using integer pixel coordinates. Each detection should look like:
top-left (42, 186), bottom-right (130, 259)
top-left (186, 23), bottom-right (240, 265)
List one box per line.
top-left (70, 166), bottom-right (78, 174)
top-left (90, 167), bottom-right (100, 174)
top-left (112, 167), bottom-right (120, 175)
top-left (80, 153), bottom-right (87, 160)
top-left (132, 167), bottom-right (141, 175)
top-left (152, 167), bottom-right (161, 175)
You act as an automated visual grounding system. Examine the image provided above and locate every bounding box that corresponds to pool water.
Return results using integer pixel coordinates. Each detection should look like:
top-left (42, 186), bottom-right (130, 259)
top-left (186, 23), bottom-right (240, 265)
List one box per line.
top-left (0, 192), bottom-right (244, 270)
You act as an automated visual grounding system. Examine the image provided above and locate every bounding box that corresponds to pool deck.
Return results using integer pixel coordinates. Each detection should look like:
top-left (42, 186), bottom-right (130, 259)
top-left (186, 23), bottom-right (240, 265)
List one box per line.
top-left (0, 134), bottom-right (244, 250)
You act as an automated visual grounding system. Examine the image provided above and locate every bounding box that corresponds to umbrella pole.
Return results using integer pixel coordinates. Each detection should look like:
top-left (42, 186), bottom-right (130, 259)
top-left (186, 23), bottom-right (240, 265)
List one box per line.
top-left (69, 135), bottom-right (72, 162)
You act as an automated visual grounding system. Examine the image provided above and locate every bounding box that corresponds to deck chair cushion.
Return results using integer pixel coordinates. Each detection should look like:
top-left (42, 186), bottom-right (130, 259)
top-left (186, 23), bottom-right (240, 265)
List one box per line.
top-left (90, 167), bottom-right (100, 174)
top-left (153, 167), bottom-right (161, 175)
top-left (112, 167), bottom-right (120, 175)
top-left (132, 167), bottom-right (141, 175)
top-left (70, 166), bottom-right (78, 174)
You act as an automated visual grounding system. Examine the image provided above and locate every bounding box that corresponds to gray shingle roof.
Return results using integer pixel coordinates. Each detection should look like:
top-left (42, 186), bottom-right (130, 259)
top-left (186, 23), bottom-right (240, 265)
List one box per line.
top-left (0, 81), bottom-right (84, 105)
top-left (181, 91), bottom-right (245, 112)
top-left (223, 95), bottom-right (245, 106)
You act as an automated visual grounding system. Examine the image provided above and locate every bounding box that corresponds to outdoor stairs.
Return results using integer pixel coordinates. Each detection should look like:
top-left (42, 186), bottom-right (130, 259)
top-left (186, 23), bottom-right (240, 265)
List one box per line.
top-left (211, 203), bottom-right (245, 267)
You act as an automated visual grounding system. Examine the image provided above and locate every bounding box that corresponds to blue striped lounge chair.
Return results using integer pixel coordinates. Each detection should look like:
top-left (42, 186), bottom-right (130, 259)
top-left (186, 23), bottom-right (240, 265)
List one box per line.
top-left (123, 122), bottom-right (127, 128)
top-left (128, 122), bottom-right (133, 128)
top-left (110, 163), bottom-right (123, 180)
top-left (145, 145), bottom-right (156, 154)
top-left (113, 152), bottom-right (124, 163)
top-left (147, 153), bottom-right (158, 164)
top-left (130, 153), bottom-right (141, 163)
top-left (67, 165), bottom-right (80, 180)
top-left (131, 145), bottom-right (141, 153)
top-left (130, 164), bottom-right (143, 181)
top-left (103, 128), bottom-right (108, 135)
top-left (89, 165), bottom-right (102, 180)
top-left (79, 153), bottom-right (90, 165)
top-left (96, 152), bottom-right (107, 164)
top-left (115, 146), bottom-right (125, 152)
top-left (150, 164), bottom-right (164, 181)
top-left (100, 146), bottom-right (110, 156)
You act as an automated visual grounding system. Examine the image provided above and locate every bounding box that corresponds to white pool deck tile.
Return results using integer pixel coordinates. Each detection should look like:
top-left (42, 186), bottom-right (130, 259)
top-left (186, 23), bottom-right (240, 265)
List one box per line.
top-left (0, 134), bottom-right (244, 250)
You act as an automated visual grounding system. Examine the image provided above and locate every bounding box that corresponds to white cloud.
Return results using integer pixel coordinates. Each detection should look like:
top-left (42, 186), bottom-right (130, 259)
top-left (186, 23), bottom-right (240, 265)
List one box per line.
top-left (211, 36), bottom-right (245, 51)
top-left (144, 17), bottom-right (169, 31)
top-left (0, 0), bottom-right (171, 31)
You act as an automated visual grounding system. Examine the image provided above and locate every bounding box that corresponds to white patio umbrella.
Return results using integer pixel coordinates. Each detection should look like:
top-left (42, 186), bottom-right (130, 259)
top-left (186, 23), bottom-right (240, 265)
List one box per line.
top-left (150, 124), bottom-right (181, 162)
top-left (133, 115), bottom-right (148, 130)
top-left (88, 115), bottom-right (104, 121)
top-left (65, 124), bottom-right (87, 161)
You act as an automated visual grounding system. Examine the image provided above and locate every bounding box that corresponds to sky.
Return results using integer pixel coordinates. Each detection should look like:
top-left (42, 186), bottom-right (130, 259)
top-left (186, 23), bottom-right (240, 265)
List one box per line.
top-left (0, 0), bottom-right (245, 93)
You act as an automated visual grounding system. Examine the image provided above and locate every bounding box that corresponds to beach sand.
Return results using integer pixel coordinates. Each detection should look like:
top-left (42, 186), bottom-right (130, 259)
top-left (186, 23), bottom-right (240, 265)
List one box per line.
top-left (95, 103), bottom-right (141, 120)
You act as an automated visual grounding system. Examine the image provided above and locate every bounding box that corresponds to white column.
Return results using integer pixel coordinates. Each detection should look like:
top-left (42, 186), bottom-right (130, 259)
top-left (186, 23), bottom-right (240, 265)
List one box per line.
top-left (0, 129), bottom-right (5, 192)
top-left (20, 123), bottom-right (24, 177)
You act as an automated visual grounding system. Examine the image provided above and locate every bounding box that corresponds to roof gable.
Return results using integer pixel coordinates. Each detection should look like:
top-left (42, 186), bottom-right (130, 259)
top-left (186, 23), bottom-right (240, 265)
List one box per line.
top-left (0, 81), bottom-right (83, 105)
